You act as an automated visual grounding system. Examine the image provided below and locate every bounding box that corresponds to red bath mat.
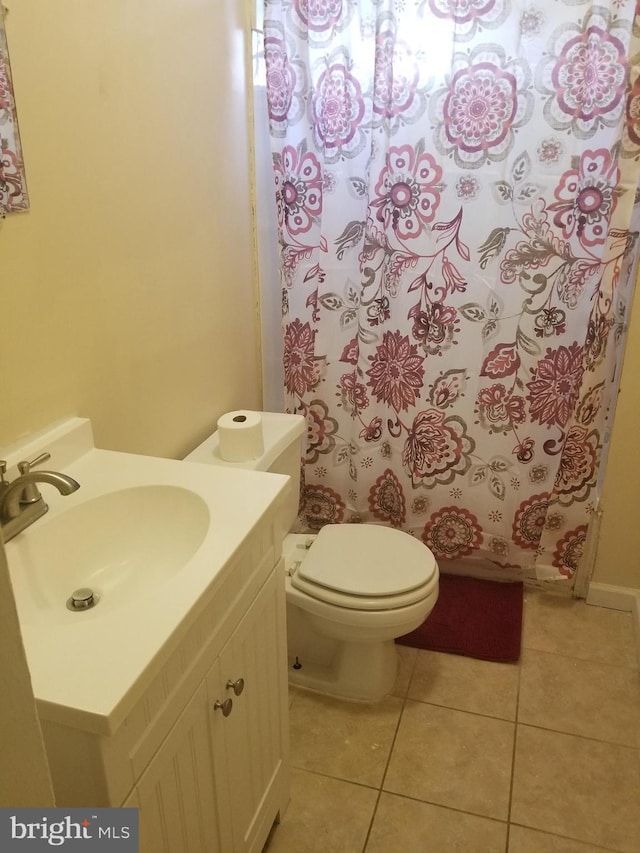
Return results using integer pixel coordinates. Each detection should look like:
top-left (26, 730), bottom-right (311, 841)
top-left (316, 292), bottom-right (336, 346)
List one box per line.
top-left (396, 574), bottom-right (524, 662)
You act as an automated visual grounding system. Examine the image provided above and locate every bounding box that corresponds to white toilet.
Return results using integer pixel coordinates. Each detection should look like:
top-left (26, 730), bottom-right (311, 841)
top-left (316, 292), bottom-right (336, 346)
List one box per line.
top-left (185, 411), bottom-right (439, 702)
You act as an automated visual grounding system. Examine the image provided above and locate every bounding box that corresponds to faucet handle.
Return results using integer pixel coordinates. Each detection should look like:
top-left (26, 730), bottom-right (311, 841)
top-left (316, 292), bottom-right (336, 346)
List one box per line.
top-left (0, 461), bottom-right (7, 487)
top-left (17, 452), bottom-right (52, 504)
top-left (17, 452), bottom-right (51, 475)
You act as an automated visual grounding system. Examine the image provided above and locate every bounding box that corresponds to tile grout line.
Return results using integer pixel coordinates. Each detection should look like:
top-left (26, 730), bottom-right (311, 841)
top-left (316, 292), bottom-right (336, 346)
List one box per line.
top-left (505, 651), bottom-right (523, 853)
top-left (508, 821), bottom-right (629, 853)
top-left (404, 693), bottom-right (518, 724)
top-left (513, 719), bottom-right (640, 752)
top-left (361, 787), bottom-right (512, 824)
top-left (521, 642), bottom-right (639, 672)
top-left (360, 653), bottom-right (419, 853)
top-left (286, 764), bottom-right (380, 792)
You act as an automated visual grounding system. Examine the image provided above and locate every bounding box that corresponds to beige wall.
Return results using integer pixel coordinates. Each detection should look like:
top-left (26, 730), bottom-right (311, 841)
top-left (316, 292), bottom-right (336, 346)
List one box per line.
top-left (592, 279), bottom-right (640, 590)
top-left (0, 1), bottom-right (262, 803)
top-left (0, 0), bottom-right (261, 459)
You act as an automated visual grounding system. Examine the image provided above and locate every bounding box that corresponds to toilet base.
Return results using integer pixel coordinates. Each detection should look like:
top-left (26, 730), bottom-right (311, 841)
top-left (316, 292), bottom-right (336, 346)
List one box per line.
top-left (287, 638), bottom-right (398, 702)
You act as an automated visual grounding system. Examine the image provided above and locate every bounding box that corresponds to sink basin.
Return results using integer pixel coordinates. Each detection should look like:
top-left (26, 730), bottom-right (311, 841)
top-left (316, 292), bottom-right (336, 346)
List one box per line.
top-left (1, 417), bottom-right (290, 733)
top-left (8, 485), bottom-right (210, 622)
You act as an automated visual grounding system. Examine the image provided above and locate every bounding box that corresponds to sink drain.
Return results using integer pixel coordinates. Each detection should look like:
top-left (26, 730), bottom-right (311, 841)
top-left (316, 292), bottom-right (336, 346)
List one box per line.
top-left (66, 588), bottom-right (99, 611)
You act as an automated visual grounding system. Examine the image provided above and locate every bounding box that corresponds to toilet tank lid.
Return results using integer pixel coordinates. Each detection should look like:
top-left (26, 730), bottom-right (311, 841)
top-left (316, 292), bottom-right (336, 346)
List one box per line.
top-left (298, 524), bottom-right (438, 597)
top-left (184, 411), bottom-right (306, 471)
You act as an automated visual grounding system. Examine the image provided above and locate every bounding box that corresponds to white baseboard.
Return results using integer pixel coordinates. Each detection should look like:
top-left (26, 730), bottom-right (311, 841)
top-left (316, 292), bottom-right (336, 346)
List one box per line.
top-left (586, 582), bottom-right (640, 611)
top-left (587, 583), bottom-right (640, 667)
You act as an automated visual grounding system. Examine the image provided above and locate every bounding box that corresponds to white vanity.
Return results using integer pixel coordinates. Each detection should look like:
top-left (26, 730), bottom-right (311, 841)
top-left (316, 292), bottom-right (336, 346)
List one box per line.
top-left (3, 418), bottom-right (291, 853)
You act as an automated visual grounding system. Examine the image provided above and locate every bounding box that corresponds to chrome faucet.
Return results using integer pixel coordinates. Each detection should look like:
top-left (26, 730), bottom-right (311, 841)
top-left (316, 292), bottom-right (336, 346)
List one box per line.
top-left (0, 452), bottom-right (80, 542)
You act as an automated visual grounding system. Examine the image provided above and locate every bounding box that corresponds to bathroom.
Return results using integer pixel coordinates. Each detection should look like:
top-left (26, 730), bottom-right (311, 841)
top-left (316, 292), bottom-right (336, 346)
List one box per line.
top-left (1, 1), bottom-right (639, 850)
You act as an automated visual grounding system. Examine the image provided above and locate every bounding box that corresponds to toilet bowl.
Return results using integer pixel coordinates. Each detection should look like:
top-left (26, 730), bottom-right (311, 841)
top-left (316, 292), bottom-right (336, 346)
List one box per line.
top-left (185, 411), bottom-right (440, 702)
top-left (283, 524), bottom-right (438, 700)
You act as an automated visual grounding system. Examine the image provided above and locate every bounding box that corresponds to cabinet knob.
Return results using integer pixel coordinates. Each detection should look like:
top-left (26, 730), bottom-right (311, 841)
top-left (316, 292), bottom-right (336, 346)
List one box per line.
top-left (213, 698), bottom-right (233, 717)
top-left (226, 677), bottom-right (245, 696)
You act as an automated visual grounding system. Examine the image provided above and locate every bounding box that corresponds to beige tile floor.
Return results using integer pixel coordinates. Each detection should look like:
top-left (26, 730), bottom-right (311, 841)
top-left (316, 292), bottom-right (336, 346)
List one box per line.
top-left (265, 589), bottom-right (640, 853)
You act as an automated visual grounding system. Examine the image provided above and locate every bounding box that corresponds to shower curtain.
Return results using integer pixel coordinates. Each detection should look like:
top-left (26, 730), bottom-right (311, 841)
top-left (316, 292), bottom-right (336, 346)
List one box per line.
top-left (263, 0), bottom-right (640, 586)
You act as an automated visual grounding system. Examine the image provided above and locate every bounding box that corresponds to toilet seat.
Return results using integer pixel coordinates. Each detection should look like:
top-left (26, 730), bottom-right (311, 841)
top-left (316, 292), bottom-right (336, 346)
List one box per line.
top-left (290, 524), bottom-right (438, 611)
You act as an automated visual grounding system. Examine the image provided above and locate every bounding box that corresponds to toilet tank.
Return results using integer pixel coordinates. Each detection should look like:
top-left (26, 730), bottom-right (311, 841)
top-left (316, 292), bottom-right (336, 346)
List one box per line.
top-left (184, 411), bottom-right (306, 532)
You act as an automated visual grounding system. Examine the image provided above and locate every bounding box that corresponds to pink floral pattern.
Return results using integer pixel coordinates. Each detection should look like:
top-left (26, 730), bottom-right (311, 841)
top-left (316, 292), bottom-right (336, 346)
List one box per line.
top-left (430, 46), bottom-right (533, 167)
top-left (402, 409), bottom-right (475, 486)
top-left (476, 384), bottom-right (526, 434)
top-left (513, 494), bottom-right (549, 549)
top-left (536, 8), bottom-right (629, 137)
top-left (265, 0), bottom-right (640, 587)
top-left (554, 426), bottom-right (599, 504)
top-left (576, 384), bottom-right (604, 427)
top-left (293, 0), bottom-right (343, 32)
top-left (287, 0), bottom-right (355, 45)
top-left (311, 53), bottom-right (366, 160)
top-left (371, 145), bottom-right (443, 239)
top-left (372, 28), bottom-right (426, 130)
top-left (411, 302), bottom-right (459, 354)
top-left (427, 0), bottom-right (507, 39)
top-left (423, 506), bottom-right (483, 559)
top-left (455, 174), bottom-right (481, 201)
top-left (537, 137), bottom-right (564, 165)
top-left (302, 483), bottom-right (345, 529)
top-left (0, 19), bottom-right (28, 212)
top-left (623, 65), bottom-right (640, 152)
top-left (337, 371), bottom-right (369, 416)
top-left (552, 525), bottom-right (588, 577)
top-left (366, 330), bottom-right (425, 411)
top-left (284, 320), bottom-right (319, 397)
top-left (274, 144), bottom-right (323, 236)
top-left (497, 200), bottom-right (565, 286)
top-left (369, 469), bottom-right (406, 527)
top-left (526, 343), bottom-right (584, 429)
top-left (553, 29), bottom-right (626, 121)
top-left (445, 64), bottom-right (516, 152)
top-left (305, 400), bottom-right (338, 462)
top-left (428, 369), bottom-right (468, 409)
top-left (264, 33), bottom-right (297, 130)
top-left (549, 149), bottom-right (620, 247)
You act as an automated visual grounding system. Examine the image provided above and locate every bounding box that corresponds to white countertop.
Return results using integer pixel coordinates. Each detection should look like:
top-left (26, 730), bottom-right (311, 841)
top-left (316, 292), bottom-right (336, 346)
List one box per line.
top-left (3, 418), bottom-right (288, 734)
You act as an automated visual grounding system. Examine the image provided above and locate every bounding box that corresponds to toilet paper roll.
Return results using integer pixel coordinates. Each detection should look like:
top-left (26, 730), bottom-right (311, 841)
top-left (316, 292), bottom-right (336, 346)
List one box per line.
top-left (217, 411), bottom-right (264, 462)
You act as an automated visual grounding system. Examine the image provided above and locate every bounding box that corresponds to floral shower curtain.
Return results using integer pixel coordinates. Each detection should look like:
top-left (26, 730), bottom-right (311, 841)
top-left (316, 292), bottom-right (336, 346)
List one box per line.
top-left (263, 0), bottom-right (640, 586)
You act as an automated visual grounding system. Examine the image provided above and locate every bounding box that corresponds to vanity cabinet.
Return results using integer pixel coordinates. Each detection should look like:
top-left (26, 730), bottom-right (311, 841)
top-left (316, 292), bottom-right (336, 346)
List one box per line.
top-left (133, 676), bottom-right (229, 852)
top-left (39, 514), bottom-right (290, 853)
top-left (135, 570), bottom-right (288, 852)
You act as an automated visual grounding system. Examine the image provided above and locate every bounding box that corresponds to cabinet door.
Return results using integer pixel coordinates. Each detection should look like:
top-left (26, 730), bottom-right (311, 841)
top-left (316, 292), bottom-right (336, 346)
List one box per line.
top-left (136, 673), bottom-right (232, 853)
top-left (214, 567), bottom-right (290, 853)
